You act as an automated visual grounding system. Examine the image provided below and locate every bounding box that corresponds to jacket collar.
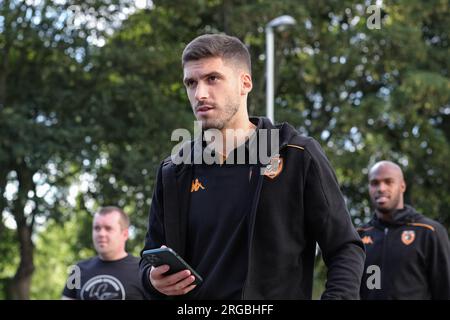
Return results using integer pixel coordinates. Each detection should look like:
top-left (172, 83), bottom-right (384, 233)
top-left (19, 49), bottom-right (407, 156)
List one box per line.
top-left (250, 116), bottom-right (299, 149)
top-left (172, 116), bottom-right (300, 170)
top-left (371, 205), bottom-right (422, 229)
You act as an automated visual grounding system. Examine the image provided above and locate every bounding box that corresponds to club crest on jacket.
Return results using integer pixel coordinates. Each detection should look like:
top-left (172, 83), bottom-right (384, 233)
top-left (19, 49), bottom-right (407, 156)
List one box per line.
top-left (262, 155), bottom-right (283, 179)
top-left (361, 235), bottom-right (374, 245)
top-left (401, 230), bottom-right (415, 245)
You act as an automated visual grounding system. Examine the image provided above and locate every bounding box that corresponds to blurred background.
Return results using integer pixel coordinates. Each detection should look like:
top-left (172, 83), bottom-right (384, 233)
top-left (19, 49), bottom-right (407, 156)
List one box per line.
top-left (0, 0), bottom-right (449, 299)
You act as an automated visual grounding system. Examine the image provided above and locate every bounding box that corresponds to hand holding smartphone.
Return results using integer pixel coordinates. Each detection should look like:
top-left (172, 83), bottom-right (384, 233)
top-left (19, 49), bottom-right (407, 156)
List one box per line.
top-left (142, 247), bottom-right (203, 285)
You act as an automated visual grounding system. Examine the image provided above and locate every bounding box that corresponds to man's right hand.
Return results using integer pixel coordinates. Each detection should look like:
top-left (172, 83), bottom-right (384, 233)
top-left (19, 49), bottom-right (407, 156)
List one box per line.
top-left (149, 265), bottom-right (197, 296)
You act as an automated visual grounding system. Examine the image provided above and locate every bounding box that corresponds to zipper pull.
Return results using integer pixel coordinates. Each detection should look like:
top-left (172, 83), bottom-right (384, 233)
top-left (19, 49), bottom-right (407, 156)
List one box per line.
top-left (384, 227), bottom-right (388, 235)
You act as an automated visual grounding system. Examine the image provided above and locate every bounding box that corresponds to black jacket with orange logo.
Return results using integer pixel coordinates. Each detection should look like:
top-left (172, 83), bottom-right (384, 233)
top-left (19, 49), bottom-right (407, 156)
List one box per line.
top-left (140, 117), bottom-right (365, 299)
top-left (358, 205), bottom-right (450, 299)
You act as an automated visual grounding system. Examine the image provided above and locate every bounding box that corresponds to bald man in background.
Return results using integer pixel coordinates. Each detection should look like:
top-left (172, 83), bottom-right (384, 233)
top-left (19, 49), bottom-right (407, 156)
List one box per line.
top-left (358, 161), bottom-right (450, 299)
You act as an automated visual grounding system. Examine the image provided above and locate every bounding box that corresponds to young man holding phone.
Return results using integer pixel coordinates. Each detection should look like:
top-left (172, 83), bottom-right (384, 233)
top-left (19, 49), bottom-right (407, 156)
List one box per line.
top-left (140, 33), bottom-right (365, 299)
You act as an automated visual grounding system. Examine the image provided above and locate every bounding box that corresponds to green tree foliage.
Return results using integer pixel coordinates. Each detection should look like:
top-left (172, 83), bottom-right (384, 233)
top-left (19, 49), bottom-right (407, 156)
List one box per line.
top-left (31, 214), bottom-right (95, 299)
top-left (0, 0), bottom-right (136, 299)
top-left (1, 0), bottom-right (449, 299)
top-left (78, 5), bottom-right (195, 248)
top-left (0, 224), bottom-right (19, 299)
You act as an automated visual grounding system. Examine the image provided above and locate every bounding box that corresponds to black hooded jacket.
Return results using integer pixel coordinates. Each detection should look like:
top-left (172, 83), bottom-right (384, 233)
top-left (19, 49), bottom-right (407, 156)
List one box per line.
top-left (358, 205), bottom-right (450, 299)
top-left (140, 117), bottom-right (365, 299)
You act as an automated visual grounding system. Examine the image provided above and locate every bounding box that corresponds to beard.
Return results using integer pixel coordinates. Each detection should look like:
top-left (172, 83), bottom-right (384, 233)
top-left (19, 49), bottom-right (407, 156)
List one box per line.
top-left (197, 99), bottom-right (240, 130)
top-left (376, 206), bottom-right (396, 215)
top-left (373, 193), bottom-right (402, 215)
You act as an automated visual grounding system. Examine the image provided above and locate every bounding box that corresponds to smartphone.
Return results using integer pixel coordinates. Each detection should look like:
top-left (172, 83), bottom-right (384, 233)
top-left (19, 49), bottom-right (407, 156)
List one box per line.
top-left (142, 247), bottom-right (203, 285)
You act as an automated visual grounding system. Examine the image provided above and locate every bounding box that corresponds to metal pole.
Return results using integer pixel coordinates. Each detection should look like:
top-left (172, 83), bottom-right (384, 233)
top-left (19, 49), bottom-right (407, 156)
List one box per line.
top-left (266, 26), bottom-right (274, 124)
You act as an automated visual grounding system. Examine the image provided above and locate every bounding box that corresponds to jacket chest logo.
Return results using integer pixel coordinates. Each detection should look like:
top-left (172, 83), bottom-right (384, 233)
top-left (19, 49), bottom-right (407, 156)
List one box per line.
top-left (262, 155), bottom-right (284, 179)
top-left (191, 178), bottom-right (205, 192)
top-left (361, 235), bottom-right (374, 245)
top-left (401, 230), bottom-right (415, 245)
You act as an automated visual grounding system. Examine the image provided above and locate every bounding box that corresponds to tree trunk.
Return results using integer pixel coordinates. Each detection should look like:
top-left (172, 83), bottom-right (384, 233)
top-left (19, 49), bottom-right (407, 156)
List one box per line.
top-left (7, 224), bottom-right (34, 300)
top-left (7, 163), bottom-right (35, 300)
top-left (0, 168), bottom-right (11, 298)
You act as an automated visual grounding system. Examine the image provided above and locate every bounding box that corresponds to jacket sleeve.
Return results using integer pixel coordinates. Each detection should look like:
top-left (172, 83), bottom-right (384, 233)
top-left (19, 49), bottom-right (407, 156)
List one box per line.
top-left (428, 223), bottom-right (450, 299)
top-left (139, 162), bottom-right (167, 300)
top-left (303, 138), bottom-right (365, 299)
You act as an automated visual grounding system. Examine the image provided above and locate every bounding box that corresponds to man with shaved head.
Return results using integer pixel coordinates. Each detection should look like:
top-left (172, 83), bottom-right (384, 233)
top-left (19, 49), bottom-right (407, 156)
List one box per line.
top-left (358, 161), bottom-right (450, 299)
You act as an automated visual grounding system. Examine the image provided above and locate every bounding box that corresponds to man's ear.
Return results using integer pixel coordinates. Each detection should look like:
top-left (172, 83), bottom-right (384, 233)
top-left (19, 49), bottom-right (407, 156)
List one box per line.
top-left (401, 180), bottom-right (406, 193)
top-left (123, 227), bottom-right (129, 240)
top-left (241, 72), bottom-right (253, 95)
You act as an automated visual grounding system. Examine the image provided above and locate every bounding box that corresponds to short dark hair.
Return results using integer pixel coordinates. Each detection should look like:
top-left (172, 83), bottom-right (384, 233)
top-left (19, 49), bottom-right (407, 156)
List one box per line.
top-left (96, 206), bottom-right (130, 230)
top-left (182, 34), bottom-right (251, 73)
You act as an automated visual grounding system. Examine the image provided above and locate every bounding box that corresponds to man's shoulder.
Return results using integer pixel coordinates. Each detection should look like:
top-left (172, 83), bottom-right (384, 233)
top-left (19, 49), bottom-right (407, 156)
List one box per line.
top-left (285, 134), bottom-right (318, 150)
top-left (356, 222), bottom-right (376, 235)
top-left (161, 140), bottom-right (195, 168)
top-left (75, 256), bottom-right (100, 269)
top-left (283, 130), bottom-right (332, 168)
top-left (411, 214), bottom-right (448, 235)
top-left (123, 253), bottom-right (141, 264)
top-left (272, 122), bottom-right (313, 150)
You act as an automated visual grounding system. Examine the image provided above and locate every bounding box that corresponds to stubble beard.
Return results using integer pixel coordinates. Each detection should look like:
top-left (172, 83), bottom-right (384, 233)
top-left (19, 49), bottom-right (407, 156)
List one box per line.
top-left (200, 100), bottom-right (240, 130)
top-left (374, 193), bottom-right (402, 215)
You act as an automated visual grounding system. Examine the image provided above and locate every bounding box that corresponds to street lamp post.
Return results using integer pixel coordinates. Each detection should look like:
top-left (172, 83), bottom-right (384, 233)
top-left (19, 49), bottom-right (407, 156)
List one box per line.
top-left (265, 15), bottom-right (296, 124)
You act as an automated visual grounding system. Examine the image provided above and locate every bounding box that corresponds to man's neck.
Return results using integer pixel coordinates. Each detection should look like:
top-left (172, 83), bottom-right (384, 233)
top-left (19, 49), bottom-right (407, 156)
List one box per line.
top-left (376, 210), bottom-right (395, 223)
top-left (98, 251), bottom-right (128, 261)
top-left (375, 206), bottom-right (404, 223)
top-left (219, 119), bottom-right (255, 162)
top-left (203, 108), bottom-right (256, 161)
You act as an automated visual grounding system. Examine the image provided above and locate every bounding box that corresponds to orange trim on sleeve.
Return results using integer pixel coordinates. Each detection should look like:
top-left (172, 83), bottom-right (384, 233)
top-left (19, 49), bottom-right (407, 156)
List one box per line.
top-left (287, 144), bottom-right (305, 151)
top-left (357, 226), bottom-right (374, 232)
top-left (407, 223), bottom-right (435, 232)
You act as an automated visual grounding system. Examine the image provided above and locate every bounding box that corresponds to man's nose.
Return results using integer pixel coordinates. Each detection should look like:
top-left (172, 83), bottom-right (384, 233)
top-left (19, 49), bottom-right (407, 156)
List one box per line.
top-left (194, 82), bottom-right (208, 101)
top-left (378, 182), bottom-right (387, 192)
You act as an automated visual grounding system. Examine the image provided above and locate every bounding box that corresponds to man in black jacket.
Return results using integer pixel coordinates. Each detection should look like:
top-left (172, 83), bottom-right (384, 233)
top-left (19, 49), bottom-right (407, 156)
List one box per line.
top-left (140, 33), bottom-right (365, 299)
top-left (359, 160), bottom-right (450, 299)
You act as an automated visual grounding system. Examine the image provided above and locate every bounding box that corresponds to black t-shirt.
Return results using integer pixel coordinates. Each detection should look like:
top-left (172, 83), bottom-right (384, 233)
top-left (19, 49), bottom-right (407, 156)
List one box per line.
top-left (62, 254), bottom-right (147, 300)
top-left (185, 157), bottom-right (258, 299)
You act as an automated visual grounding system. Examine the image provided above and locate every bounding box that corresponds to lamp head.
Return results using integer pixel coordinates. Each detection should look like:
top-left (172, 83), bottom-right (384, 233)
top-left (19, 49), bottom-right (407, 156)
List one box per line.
top-left (267, 15), bottom-right (296, 29)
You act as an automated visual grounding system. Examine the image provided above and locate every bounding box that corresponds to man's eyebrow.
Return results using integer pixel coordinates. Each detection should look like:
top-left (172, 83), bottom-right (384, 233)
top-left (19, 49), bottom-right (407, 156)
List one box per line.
top-left (184, 71), bottom-right (224, 84)
top-left (202, 71), bottom-right (223, 78)
top-left (370, 177), bottom-right (395, 182)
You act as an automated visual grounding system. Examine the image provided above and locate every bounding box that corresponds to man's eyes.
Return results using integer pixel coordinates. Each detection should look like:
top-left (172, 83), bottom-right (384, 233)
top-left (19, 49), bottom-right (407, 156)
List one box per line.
top-left (370, 180), bottom-right (394, 186)
top-left (185, 76), bottom-right (219, 87)
top-left (94, 226), bottom-right (112, 231)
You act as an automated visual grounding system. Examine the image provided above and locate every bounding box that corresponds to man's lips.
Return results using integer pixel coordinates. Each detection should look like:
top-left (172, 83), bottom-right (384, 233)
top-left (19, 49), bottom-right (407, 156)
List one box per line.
top-left (375, 196), bottom-right (390, 203)
top-left (196, 105), bottom-right (214, 115)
